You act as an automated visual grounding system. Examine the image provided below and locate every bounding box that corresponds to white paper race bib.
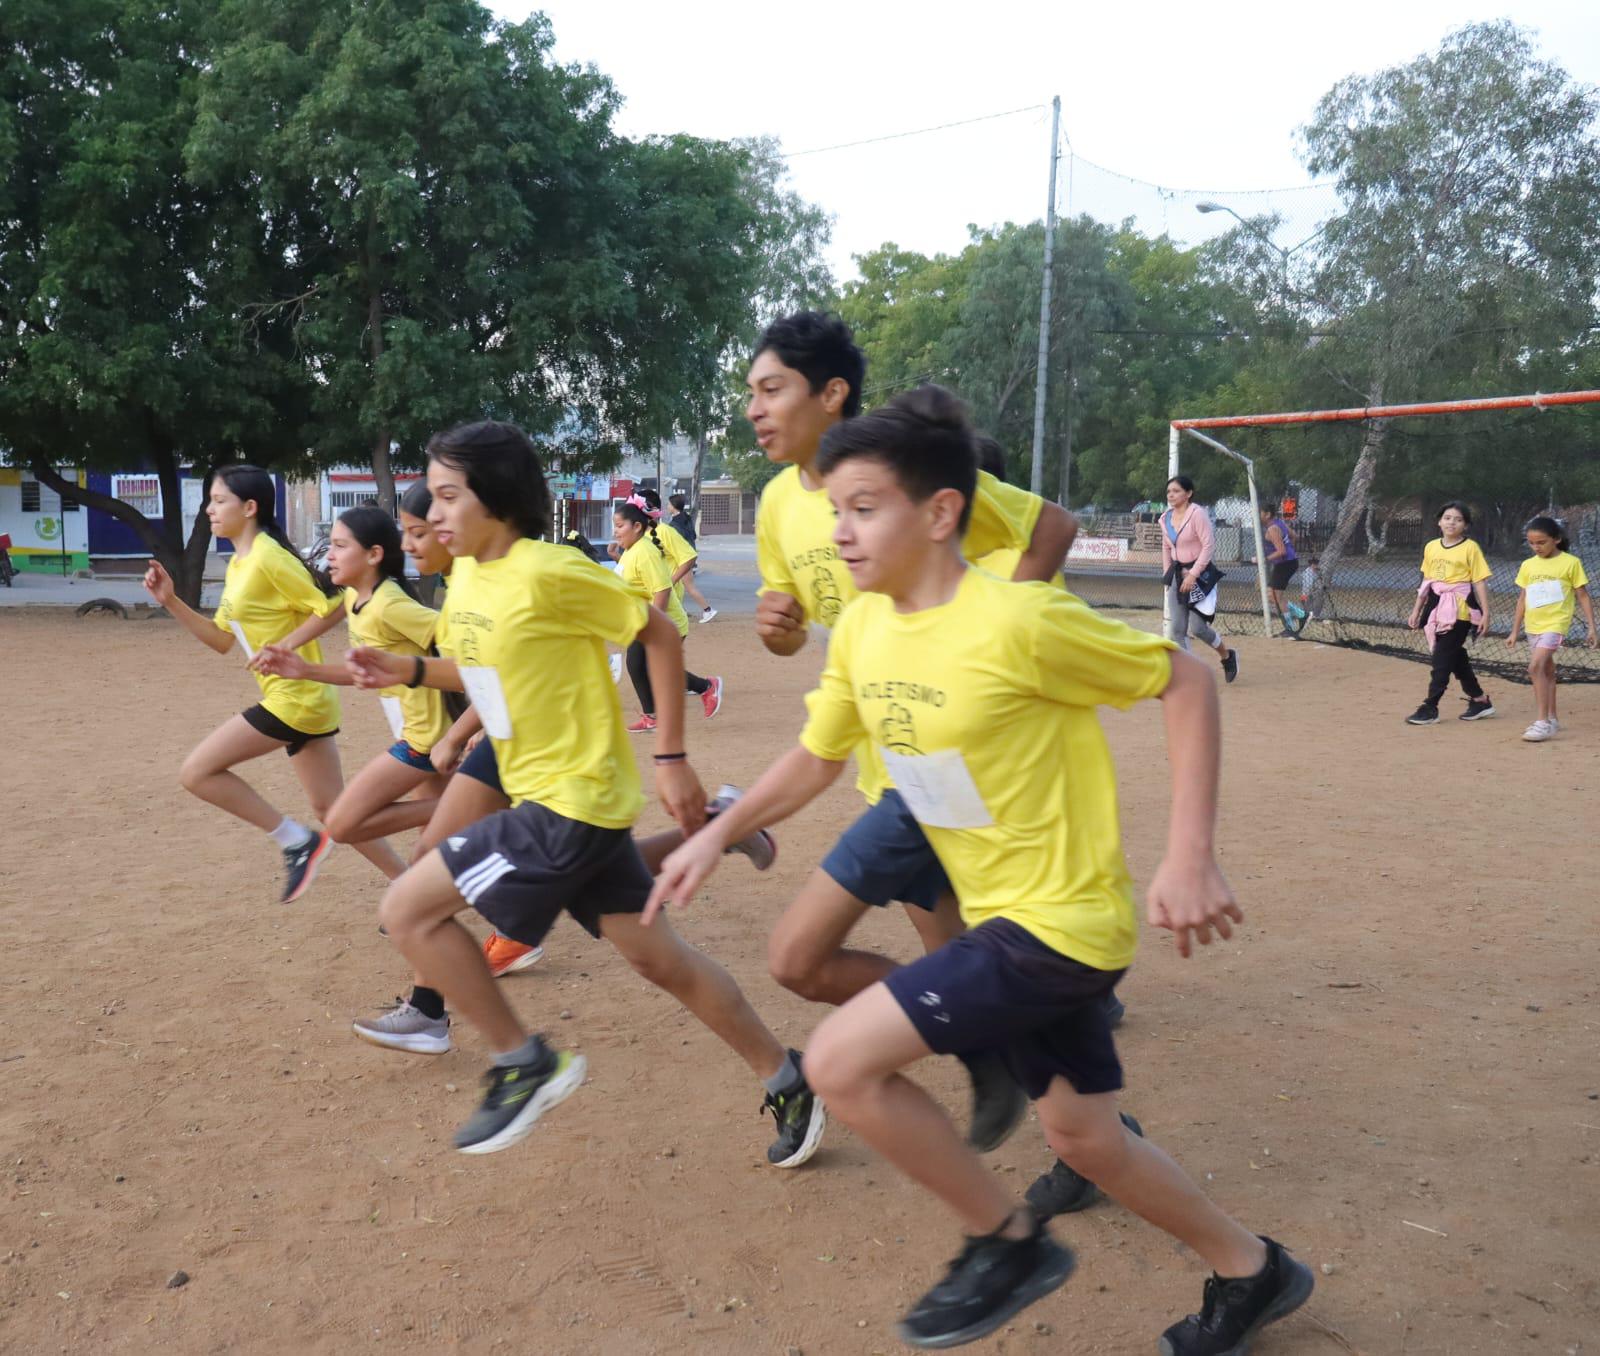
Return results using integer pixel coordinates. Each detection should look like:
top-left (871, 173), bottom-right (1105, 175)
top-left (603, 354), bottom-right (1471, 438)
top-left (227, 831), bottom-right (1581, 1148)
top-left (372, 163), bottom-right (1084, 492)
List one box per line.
top-left (880, 747), bottom-right (994, 830)
top-left (1527, 578), bottom-right (1566, 610)
top-left (379, 696), bottom-right (406, 740)
top-left (229, 621), bottom-right (255, 660)
top-left (459, 666), bottom-right (513, 740)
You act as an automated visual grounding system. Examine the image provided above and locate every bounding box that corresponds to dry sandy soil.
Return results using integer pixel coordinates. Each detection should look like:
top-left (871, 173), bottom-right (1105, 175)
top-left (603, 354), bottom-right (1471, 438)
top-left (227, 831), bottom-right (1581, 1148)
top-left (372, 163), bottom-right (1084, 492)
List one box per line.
top-left (2, 603), bottom-right (1597, 1355)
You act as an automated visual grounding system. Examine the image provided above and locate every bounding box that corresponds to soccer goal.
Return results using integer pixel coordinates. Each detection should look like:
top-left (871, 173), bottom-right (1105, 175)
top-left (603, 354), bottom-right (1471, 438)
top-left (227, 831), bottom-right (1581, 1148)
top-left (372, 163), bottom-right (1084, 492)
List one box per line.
top-left (1165, 388), bottom-right (1600, 681)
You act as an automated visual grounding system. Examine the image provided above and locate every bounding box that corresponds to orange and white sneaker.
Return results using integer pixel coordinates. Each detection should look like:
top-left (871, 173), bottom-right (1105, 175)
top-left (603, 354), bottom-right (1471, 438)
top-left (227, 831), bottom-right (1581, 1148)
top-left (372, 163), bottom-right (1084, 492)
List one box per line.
top-left (626, 713), bottom-right (658, 734)
top-left (484, 933), bottom-right (545, 978)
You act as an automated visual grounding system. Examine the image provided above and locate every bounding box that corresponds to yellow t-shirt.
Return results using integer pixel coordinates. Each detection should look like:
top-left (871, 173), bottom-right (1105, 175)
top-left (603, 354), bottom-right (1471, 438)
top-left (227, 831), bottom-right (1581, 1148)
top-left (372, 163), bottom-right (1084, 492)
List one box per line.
top-left (757, 463), bottom-right (1046, 799)
top-left (1421, 538), bottom-right (1491, 621)
top-left (617, 537), bottom-right (690, 638)
top-left (342, 579), bottom-right (450, 753)
top-left (1516, 551), bottom-right (1588, 635)
top-left (213, 534), bottom-right (342, 734)
top-left (800, 568), bottom-right (1174, 971)
top-left (445, 538), bottom-right (649, 827)
top-left (654, 521), bottom-right (697, 599)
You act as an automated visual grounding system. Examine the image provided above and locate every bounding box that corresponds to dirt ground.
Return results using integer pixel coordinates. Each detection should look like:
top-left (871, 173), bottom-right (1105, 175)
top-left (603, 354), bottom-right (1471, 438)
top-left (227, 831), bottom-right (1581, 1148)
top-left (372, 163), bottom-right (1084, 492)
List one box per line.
top-left (2, 605), bottom-right (1597, 1355)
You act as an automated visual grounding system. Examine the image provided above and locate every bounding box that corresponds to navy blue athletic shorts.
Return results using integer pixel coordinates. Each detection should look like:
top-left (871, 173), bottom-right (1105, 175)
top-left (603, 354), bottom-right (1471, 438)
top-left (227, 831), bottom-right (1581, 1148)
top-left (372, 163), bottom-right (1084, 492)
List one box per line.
top-left (457, 737), bottom-right (503, 794)
top-left (884, 916), bottom-right (1126, 1099)
top-left (820, 789), bottom-right (952, 912)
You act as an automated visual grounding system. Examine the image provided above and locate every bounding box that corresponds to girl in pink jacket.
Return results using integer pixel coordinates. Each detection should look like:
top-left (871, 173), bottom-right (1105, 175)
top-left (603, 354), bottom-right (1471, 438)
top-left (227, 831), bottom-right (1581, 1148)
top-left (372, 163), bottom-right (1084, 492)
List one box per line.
top-left (1161, 476), bottom-right (1239, 682)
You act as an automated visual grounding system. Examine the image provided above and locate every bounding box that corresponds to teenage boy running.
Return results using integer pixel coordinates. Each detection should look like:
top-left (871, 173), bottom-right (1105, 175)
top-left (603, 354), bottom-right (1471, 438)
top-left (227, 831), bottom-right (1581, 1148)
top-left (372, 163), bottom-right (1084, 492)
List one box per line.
top-left (654, 386), bottom-right (1312, 1352)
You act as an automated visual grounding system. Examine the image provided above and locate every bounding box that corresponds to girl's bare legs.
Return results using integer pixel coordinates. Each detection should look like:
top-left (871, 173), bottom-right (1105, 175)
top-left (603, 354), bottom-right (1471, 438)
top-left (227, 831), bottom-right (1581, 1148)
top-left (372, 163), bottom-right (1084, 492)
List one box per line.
top-left (178, 715), bottom-right (296, 829)
top-left (291, 738), bottom-right (407, 879)
top-left (324, 755), bottom-right (442, 844)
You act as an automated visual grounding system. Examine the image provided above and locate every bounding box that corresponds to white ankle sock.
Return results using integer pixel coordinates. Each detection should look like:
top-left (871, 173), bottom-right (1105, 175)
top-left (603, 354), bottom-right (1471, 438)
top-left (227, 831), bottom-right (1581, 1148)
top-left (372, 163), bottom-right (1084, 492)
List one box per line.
top-left (269, 817), bottom-right (314, 850)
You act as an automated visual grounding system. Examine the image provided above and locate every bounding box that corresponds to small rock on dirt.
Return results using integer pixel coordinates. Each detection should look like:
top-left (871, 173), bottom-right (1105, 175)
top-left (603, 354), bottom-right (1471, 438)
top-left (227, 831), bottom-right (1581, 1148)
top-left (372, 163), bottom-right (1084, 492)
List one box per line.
top-left (166, 1271), bottom-right (189, 1289)
top-left (1321, 1262), bottom-right (1335, 1276)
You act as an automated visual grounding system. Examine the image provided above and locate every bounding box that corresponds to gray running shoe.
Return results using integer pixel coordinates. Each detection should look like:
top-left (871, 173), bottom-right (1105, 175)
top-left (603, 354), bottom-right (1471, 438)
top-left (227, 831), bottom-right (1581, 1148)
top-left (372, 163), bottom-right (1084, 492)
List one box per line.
top-left (710, 785), bottom-right (777, 871)
top-left (352, 998), bottom-right (452, 1055)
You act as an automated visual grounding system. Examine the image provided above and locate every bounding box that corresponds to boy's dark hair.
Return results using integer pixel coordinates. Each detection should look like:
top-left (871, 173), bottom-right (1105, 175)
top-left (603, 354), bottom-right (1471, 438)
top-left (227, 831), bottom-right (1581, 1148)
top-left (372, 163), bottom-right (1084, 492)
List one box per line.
top-left (1524, 514), bottom-right (1571, 552)
top-left (338, 505), bottom-right (410, 592)
top-left (425, 421), bottom-right (551, 540)
top-left (398, 481), bottom-right (433, 519)
top-left (212, 464), bottom-right (336, 596)
top-left (753, 311), bottom-right (866, 418)
top-left (815, 384), bottom-right (977, 533)
top-left (1166, 474), bottom-right (1196, 495)
top-left (1435, 500), bottom-right (1473, 527)
top-left (973, 434), bottom-right (1007, 483)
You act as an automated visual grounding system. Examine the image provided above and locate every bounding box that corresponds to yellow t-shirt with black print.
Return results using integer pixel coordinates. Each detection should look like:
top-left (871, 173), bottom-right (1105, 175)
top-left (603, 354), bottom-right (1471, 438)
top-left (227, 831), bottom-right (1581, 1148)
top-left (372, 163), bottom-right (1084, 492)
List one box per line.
top-left (757, 463), bottom-right (1047, 800)
top-left (444, 539), bottom-right (649, 827)
top-left (213, 534), bottom-right (342, 734)
top-left (342, 579), bottom-right (450, 753)
top-left (617, 537), bottom-right (690, 638)
top-left (800, 568), bottom-right (1174, 971)
top-left (1421, 538), bottom-right (1491, 622)
top-left (1516, 550), bottom-right (1588, 635)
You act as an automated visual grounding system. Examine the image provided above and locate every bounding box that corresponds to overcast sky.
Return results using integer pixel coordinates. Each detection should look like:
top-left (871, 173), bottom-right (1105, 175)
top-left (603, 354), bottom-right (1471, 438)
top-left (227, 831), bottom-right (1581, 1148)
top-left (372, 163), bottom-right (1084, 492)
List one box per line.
top-left (488, 2), bottom-right (1600, 282)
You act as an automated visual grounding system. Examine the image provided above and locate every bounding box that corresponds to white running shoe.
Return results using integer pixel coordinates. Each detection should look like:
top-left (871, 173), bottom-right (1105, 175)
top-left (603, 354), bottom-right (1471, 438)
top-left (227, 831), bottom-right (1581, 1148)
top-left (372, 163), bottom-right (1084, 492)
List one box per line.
top-left (353, 999), bottom-right (452, 1055)
top-left (698, 607), bottom-right (718, 623)
top-left (1523, 720), bottom-right (1555, 742)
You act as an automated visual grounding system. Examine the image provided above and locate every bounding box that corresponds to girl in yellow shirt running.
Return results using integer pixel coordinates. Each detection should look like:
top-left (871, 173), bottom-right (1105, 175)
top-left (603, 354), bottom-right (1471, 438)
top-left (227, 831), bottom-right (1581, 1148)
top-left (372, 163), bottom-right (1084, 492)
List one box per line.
top-left (142, 466), bottom-right (403, 903)
top-left (252, 506), bottom-right (452, 851)
top-left (612, 499), bottom-right (722, 733)
top-left (1506, 515), bottom-right (1596, 741)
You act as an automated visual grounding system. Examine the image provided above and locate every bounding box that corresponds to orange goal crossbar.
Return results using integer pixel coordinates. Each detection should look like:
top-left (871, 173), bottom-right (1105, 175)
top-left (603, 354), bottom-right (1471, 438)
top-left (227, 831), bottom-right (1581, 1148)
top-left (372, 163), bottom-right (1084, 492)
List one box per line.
top-left (1171, 388), bottom-right (1600, 432)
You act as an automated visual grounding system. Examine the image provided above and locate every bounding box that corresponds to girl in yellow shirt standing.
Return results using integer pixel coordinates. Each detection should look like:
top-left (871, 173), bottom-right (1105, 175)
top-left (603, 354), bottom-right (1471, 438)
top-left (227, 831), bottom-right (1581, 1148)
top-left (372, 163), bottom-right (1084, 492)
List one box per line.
top-left (612, 499), bottom-right (722, 733)
top-left (141, 466), bottom-right (400, 903)
top-left (1405, 501), bottom-right (1495, 725)
top-left (1506, 515), bottom-right (1596, 741)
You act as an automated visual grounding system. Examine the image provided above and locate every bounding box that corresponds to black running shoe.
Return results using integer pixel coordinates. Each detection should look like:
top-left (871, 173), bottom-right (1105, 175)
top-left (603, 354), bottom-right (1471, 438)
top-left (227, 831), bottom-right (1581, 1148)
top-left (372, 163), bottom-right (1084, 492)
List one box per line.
top-left (454, 1043), bottom-right (586, 1155)
top-left (1024, 1113), bottom-right (1144, 1220)
top-left (762, 1054), bottom-right (825, 1168)
top-left (1158, 1236), bottom-right (1314, 1356)
top-left (1405, 703), bottom-right (1440, 726)
top-left (1459, 698), bottom-right (1495, 721)
top-left (961, 1049), bottom-right (1028, 1153)
top-left (896, 1211), bottom-right (1075, 1349)
top-left (281, 830), bottom-right (333, 903)
top-left (1221, 649), bottom-right (1239, 684)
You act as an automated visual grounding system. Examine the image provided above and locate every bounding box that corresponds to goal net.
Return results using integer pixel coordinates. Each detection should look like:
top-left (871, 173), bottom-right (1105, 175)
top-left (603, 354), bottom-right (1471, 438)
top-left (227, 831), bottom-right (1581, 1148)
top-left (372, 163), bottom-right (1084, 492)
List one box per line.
top-left (1059, 389), bottom-right (1600, 683)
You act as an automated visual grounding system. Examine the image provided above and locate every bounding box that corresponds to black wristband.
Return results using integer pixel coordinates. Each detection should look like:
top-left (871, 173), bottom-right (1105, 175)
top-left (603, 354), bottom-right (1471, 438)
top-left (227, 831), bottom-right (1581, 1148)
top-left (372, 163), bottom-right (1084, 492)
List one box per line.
top-left (406, 656), bottom-right (425, 688)
top-left (652, 752), bottom-right (687, 763)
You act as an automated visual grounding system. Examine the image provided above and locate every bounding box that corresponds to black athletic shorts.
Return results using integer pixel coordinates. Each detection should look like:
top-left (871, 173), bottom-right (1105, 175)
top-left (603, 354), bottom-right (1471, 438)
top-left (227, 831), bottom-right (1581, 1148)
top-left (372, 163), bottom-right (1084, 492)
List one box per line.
top-left (241, 704), bottom-right (337, 757)
top-left (458, 738), bottom-right (503, 795)
top-left (884, 916), bottom-right (1126, 1099)
top-left (438, 800), bottom-right (651, 947)
top-left (1268, 559), bottom-right (1298, 590)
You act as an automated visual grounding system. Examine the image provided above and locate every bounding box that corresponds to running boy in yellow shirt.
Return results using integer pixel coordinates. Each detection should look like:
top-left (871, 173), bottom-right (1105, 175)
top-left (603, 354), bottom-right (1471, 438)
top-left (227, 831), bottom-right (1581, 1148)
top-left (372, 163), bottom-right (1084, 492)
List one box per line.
top-left (745, 311), bottom-right (1083, 1157)
top-left (651, 387), bottom-right (1311, 1351)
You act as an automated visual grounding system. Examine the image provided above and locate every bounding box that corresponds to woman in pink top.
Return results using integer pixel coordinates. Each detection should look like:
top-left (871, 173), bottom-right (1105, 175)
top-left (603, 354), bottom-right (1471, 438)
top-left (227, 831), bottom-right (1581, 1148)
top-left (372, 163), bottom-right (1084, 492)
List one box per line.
top-left (1161, 476), bottom-right (1239, 682)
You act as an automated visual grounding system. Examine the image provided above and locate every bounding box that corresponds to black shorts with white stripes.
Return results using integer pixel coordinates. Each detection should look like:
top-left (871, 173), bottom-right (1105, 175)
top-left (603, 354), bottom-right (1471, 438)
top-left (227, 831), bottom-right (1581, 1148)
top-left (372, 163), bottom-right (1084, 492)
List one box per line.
top-left (438, 800), bottom-right (652, 947)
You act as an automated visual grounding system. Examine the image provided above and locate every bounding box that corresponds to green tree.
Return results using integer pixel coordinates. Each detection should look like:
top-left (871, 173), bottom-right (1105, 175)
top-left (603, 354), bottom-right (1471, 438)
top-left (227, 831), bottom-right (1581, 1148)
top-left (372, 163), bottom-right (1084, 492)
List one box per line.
top-left (1288, 21), bottom-right (1600, 596)
top-left (0, 0), bottom-right (314, 602)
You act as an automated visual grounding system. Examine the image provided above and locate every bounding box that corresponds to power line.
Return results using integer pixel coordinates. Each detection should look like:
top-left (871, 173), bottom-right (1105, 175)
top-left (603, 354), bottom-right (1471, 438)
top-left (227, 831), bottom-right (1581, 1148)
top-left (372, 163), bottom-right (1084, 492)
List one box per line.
top-left (784, 104), bottom-right (1047, 160)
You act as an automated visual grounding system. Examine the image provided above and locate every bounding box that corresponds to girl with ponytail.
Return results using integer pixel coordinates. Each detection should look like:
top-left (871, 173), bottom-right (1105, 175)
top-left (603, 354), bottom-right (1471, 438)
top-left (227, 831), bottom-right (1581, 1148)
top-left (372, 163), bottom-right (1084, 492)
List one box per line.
top-left (613, 499), bottom-right (723, 732)
top-left (1507, 514), bottom-right (1596, 741)
top-left (142, 467), bottom-right (405, 904)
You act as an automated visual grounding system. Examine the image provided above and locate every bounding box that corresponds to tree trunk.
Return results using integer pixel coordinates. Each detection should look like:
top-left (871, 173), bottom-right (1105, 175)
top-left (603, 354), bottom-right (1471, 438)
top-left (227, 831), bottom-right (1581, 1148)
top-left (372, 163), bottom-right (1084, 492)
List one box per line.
top-left (1308, 386), bottom-right (1388, 616)
top-left (367, 287), bottom-right (396, 514)
top-left (690, 429), bottom-right (707, 529)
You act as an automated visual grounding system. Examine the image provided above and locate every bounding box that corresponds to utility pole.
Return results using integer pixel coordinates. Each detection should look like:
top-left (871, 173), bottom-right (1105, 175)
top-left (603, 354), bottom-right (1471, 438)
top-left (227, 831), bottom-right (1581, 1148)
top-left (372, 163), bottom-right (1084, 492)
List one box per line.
top-left (1029, 95), bottom-right (1061, 497)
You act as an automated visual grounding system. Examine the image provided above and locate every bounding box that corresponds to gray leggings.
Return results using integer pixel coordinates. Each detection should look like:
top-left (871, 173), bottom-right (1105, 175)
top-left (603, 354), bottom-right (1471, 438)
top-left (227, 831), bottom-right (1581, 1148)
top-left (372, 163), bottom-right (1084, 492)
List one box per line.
top-left (1167, 575), bottom-right (1221, 652)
